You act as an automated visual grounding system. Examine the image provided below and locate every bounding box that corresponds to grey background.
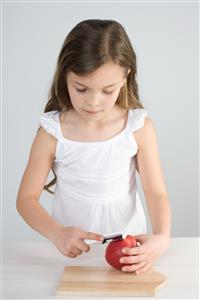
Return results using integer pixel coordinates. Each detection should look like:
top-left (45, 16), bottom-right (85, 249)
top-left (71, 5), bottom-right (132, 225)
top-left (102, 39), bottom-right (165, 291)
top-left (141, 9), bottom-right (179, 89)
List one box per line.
top-left (2, 1), bottom-right (199, 240)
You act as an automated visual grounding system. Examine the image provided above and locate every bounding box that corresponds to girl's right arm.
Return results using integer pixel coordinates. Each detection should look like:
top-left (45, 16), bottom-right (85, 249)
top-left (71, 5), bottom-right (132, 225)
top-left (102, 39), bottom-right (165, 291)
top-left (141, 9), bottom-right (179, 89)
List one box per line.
top-left (16, 128), bottom-right (103, 257)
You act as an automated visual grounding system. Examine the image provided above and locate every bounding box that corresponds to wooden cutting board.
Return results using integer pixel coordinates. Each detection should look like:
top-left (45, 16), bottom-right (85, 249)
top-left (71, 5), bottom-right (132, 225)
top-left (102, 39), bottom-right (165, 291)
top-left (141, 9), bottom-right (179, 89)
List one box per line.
top-left (57, 266), bottom-right (166, 296)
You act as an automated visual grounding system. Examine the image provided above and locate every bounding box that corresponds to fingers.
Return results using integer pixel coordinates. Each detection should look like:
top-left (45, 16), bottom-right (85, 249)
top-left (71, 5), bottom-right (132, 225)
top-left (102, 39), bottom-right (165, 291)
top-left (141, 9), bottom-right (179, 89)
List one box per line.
top-left (67, 251), bottom-right (78, 258)
top-left (63, 245), bottom-right (85, 258)
top-left (119, 254), bottom-right (147, 264)
top-left (135, 263), bottom-right (151, 275)
top-left (67, 241), bottom-right (90, 257)
top-left (122, 245), bottom-right (146, 255)
top-left (58, 227), bottom-right (104, 258)
top-left (71, 247), bottom-right (83, 255)
top-left (121, 261), bottom-right (147, 272)
top-left (61, 247), bottom-right (81, 258)
top-left (80, 230), bottom-right (104, 242)
top-left (66, 241), bottom-right (91, 257)
top-left (77, 240), bottom-right (91, 253)
top-left (121, 261), bottom-right (151, 273)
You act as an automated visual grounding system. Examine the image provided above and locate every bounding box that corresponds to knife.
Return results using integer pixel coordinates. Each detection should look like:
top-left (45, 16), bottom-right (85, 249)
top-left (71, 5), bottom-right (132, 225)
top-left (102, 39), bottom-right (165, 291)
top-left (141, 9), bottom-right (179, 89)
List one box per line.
top-left (85, 233), bottom-right (127, 245)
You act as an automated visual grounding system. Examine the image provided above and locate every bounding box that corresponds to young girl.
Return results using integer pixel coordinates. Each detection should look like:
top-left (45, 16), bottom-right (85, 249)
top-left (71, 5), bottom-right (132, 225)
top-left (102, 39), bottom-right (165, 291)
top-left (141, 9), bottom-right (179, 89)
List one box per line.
top-left (16, 19), bottom-right (171, 274)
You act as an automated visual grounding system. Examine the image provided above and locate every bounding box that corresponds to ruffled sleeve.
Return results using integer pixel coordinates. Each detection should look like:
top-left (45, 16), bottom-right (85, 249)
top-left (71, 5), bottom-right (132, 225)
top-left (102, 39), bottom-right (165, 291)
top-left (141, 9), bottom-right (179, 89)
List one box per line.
top-left (39, 110), bottom-right (61, 140)
top-left (128, 108), bottom-right (148, 132)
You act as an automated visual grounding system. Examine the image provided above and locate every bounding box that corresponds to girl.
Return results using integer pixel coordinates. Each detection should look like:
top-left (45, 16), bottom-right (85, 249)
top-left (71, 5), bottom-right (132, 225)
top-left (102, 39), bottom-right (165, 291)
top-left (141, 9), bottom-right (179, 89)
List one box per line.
top-left (16, 19), bottom-right (171, 274)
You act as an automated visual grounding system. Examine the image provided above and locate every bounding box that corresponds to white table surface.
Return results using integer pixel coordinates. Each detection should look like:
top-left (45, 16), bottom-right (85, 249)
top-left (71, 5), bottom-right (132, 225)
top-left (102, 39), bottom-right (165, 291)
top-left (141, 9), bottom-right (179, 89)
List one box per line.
top-left (2, 237), bottom-right (199, 299)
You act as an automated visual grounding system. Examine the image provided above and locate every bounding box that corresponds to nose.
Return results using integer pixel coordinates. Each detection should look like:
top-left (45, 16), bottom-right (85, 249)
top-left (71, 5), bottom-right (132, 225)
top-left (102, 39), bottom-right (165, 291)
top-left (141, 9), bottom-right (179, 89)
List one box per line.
top-left (86, 95), bottom-right (101, 108)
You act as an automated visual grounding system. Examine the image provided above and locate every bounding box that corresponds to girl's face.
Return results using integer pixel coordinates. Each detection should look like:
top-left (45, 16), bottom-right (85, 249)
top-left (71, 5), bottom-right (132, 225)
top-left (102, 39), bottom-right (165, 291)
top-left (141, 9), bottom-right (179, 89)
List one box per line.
top-left (66, 61), bottom-right (130, 124)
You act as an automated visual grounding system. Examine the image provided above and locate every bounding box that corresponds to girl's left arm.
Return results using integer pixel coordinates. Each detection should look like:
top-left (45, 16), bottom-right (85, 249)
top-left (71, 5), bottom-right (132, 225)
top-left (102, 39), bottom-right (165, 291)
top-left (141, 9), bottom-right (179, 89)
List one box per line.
top-left (134, 117), bottom-right (172, 238)
top-left (120, 117), bottom-right (172, 274)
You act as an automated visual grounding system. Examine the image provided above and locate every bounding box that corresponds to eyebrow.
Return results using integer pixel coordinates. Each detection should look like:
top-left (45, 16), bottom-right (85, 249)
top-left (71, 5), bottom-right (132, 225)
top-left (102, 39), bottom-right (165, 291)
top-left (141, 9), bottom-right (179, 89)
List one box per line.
top-left (73, 81), bottom-right (118, 89)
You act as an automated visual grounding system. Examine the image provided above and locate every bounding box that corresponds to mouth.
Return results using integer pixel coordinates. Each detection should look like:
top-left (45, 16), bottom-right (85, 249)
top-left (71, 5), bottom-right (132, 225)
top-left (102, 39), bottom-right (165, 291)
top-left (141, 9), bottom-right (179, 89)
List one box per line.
top-left (84, 110), bottom-right (102, 115)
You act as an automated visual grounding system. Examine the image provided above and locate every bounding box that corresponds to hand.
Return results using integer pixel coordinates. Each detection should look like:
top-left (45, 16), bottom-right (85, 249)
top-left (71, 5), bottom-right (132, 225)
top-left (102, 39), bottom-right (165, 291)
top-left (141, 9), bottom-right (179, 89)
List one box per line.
top-left (119, 234), bottom-right (170, 274)
top-left (52, 225), bottom-right (104, 258)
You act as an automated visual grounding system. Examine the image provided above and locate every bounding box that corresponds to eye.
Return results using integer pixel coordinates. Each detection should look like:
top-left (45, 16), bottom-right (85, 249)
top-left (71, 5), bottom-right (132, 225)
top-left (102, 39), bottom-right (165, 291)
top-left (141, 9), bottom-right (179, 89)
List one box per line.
top-left (76, 88), bottom-right (114, 94)
top-left (103, 91), bottom-right (114, 95)
top-left (76, 88), bottom-right (86, 93)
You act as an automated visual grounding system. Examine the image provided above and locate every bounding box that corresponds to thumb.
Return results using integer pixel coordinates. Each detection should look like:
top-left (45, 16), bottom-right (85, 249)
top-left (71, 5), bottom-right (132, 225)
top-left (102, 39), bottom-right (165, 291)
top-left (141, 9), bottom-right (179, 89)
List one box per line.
top-left (134, 234), bottom-right (147, 244)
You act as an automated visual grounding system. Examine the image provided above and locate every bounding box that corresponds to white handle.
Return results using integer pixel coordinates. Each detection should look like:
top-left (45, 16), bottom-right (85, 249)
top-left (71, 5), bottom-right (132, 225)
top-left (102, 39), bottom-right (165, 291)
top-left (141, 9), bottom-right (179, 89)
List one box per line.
top-left (84, 239), bottom-right (100, 245)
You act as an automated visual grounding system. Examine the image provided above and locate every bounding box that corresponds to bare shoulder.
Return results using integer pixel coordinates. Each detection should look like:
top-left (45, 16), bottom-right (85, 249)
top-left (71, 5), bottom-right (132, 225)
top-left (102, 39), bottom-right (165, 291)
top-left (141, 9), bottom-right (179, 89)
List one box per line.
top-left (133, 117), bottom-right (157, 149)
top-left (16, 127), bottom-right (57, 200)
top-left (33, 127), bottom-right (57, 159)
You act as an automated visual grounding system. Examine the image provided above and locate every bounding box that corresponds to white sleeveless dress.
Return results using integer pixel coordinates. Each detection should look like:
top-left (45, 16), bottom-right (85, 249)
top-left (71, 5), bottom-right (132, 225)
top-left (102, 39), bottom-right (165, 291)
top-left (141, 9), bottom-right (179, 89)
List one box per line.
top-left (39, 108), bottom-right (148, 236)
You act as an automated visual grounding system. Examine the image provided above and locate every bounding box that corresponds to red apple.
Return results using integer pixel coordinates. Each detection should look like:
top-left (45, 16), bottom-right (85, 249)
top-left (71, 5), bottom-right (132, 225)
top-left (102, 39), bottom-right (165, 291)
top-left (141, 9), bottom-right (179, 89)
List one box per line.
top-left (105, 235), bottom-right (137, 270)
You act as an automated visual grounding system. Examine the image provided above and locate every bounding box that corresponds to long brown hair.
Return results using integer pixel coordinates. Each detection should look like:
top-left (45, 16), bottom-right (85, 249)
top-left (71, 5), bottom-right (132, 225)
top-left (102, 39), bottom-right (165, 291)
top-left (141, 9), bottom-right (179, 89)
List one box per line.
top-left (41, 19), bottom-right (144, 194)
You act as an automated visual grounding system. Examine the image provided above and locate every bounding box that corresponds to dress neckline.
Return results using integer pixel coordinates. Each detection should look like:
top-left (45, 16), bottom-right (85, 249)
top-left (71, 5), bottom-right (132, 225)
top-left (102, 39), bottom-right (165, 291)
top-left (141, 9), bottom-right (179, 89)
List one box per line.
top-left (57, 109), bottom-right (131, 145)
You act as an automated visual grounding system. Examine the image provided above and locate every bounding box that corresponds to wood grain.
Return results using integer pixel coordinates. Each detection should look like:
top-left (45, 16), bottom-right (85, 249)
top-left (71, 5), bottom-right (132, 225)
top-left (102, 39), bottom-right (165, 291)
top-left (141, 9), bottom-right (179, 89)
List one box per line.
top-left (57, 266), bottom-right (166, 296)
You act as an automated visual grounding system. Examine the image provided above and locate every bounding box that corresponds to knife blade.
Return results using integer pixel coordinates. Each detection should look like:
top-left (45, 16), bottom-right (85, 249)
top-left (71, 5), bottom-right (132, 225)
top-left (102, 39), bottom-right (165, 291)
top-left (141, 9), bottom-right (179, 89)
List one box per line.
top-left (85, 233), bottom-right (127, 245)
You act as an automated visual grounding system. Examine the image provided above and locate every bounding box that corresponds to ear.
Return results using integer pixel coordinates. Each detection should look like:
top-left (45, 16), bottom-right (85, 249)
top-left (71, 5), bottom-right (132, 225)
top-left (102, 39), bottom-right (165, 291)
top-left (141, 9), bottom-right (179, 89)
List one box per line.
top-left (127, 68), bottom-right (131, 76)
top-left (120, 79), bottom-right (126, 88)
top-left (120, 68), bottom-right (131, 88)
